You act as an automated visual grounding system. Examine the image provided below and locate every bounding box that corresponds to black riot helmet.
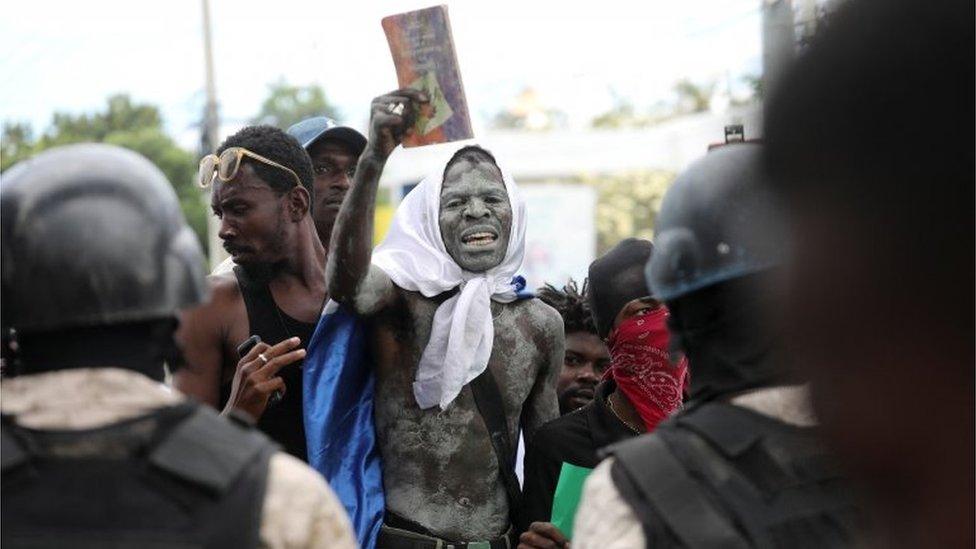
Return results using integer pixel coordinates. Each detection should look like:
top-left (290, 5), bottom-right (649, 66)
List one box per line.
top-left (1, 144), bottom-right (208, 337)
top-left (648, 143), bottom-right (790, 400)
top-left (646, 143), bottom-right (784, 302)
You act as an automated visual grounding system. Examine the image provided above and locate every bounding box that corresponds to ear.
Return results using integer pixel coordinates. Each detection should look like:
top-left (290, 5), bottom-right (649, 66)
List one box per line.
top-left (286, 186), bottom-right (310, 222)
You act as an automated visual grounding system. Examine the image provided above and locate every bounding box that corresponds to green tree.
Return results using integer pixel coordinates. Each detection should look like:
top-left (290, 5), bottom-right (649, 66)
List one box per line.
top-left (741, 73), bottom-right (763, 101)
top-left (1, 95), bottom-right (208, 255)
top-left (253, 80), bottom-right (339, 128)
top-left (591, 98), bottom-right (639, 129)
top-left (1, 122), bottom-right (34, 171)
top-left (674, 79), bottom-right (716, 113)
top-left (583, 170), bottom-right (676, 255)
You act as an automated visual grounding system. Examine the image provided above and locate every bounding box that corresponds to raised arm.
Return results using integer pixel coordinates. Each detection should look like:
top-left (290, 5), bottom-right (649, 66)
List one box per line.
top-left (326, 89), bottom-right (428, 316)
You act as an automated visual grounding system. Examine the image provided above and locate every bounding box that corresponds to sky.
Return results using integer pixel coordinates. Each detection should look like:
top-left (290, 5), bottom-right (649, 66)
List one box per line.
top-left (0, 0), bottom-right (761, 149)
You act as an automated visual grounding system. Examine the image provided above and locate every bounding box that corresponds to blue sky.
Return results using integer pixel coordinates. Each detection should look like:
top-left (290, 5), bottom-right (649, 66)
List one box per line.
top-left (0, 0), bottom-right (761, 147)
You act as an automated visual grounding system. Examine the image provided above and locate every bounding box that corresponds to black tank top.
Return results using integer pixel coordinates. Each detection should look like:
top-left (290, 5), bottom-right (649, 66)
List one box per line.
top-left (219, 265), bottom-right (318, 461)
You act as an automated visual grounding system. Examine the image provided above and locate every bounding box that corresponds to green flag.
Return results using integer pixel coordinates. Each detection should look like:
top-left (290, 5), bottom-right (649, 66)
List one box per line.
top-left (550, 462), bottom-right (594, 539)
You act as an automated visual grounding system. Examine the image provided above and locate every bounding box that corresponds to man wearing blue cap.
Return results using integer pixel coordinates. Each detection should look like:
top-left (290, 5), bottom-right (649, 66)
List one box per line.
top-left (213, 117), bottom-right (367, 274)
top-left (290, 117), bottom-right (367, 251)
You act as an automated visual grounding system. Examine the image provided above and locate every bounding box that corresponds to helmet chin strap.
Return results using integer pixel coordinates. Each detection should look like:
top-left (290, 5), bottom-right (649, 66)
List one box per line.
top-left (668, 274), bottom-right (789, 402)
top-left (12, 321), bottom-right (177, 382)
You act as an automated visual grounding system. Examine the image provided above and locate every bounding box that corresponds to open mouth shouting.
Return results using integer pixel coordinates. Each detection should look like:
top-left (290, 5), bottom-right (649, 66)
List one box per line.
top-left (460, 228), bottom-right (499, 248)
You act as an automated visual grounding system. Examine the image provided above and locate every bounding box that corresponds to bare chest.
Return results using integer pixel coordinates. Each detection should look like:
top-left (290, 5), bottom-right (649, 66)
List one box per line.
top-left (366, 292), bottom-right (551, 538)
top-left (370, 292), bottom-right (544, 415)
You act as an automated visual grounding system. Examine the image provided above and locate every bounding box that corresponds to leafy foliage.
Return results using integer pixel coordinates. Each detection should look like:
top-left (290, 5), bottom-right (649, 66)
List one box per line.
top-left (673, 79), bottom-right (716, 113)
top-left (1, 95), bottom-right (208, 254)
top-left (583, 170), bottom-right (676, 255)
top-left (252, 80), bottom-right (339, 128)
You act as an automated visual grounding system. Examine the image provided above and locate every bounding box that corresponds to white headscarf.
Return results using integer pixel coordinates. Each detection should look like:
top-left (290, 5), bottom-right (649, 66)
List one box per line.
top-left (372, 154), bottom-right (526, 410)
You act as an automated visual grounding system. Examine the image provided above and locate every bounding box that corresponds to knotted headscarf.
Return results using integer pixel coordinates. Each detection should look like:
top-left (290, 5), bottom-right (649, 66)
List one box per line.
top-left (372, 152), bottom-right (526, 410)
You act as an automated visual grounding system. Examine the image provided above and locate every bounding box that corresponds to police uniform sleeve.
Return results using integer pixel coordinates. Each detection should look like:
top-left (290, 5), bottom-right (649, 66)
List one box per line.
top-left (572, 458), bottom-right (645, 549)
top-left (260, 452), bottom-right (358, 549)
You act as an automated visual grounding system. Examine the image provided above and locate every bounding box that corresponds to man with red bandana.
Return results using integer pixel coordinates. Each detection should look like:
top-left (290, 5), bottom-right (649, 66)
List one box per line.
top-left (519, 239), bottom-right (688, 549)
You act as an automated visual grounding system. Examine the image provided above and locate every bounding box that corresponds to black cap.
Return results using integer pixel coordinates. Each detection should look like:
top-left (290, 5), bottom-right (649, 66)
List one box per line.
top-left (587, 238), bottom-right (654, 339)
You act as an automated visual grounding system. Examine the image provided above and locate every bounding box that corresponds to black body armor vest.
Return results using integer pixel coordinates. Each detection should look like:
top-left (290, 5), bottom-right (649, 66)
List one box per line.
top-left (1, 402), bottom-right (276, 549)
top-left (608, 401), bottom-right (866, 548)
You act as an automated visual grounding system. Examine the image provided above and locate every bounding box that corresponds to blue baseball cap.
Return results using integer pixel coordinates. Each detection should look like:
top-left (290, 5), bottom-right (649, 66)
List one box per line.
top-left (286, 116), bottom-right (367, 155)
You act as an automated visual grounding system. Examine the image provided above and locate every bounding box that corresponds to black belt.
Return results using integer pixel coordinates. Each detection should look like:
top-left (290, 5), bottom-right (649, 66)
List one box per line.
top-left (378, 524), bottom-right (514, 549)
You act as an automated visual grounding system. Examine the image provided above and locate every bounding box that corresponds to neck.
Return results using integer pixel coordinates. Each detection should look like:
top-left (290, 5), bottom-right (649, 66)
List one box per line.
top-left (271, 217), bottom-right (326, 287)
top-left (609, 386), bottom-right (646, 433)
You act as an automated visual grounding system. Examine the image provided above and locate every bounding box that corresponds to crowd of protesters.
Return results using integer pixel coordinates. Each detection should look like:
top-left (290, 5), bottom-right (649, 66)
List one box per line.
top-left (1, 0), bottom-right (972, 547)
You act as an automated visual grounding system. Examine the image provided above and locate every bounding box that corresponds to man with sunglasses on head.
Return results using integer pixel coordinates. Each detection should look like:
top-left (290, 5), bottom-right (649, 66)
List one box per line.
top-left (212, 118), bottom-right (366, 275)
top-left (175, 125), bottom-right (327, 462)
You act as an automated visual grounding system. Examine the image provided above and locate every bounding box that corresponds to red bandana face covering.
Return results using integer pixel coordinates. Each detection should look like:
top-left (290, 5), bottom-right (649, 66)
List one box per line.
top-left (605, 306), bottom-right (689, 432)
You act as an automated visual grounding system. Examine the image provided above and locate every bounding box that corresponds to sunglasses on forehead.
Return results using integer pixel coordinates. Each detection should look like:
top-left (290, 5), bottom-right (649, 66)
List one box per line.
top-left (197, 147), bottom-right (303, 189)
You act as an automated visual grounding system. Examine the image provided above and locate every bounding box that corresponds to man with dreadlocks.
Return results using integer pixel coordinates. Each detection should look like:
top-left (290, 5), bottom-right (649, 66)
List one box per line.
top-left (519, 240), bottom-right (689, 548)
top-left (537, 279), bottom-right (609, 415)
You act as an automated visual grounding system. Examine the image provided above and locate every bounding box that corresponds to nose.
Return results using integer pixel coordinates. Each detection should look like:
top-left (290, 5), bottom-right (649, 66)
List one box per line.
top-left (576, 363), bottom-right (599, 384)
top-left (463, 198), bottom-right (490, 219)
top-left (217, 217), bottom-right (236, 241)
top-left (331, 172), bottom-right (352, 191)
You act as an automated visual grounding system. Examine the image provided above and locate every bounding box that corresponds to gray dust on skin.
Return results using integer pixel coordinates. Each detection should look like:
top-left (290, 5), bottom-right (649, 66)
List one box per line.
top-left (370, 290), bottom-right (563, 540)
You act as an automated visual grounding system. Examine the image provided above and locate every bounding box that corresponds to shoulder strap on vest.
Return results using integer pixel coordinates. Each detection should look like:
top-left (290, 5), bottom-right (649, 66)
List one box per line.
top-left (610, 432), bottom-right (748, 548)
top-left (676, 402), bottom-right (763, 456)
top-left (149, 404), bottom-right (276, 494)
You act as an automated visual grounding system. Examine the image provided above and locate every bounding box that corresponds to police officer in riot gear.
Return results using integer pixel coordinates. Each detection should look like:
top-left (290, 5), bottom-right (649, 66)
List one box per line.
top-left (573, 143), bottom-right (868, 548)
top-left (0, 144), bottom-right (357, 549)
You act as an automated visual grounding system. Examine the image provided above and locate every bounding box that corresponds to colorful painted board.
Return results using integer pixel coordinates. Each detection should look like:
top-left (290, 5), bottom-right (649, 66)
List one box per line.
top-left (381, 5), bottom-right (473, 147)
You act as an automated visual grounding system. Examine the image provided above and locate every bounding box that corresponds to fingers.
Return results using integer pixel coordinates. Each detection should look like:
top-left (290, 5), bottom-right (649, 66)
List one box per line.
top-left (255, 376), bottom-right (286, 397)
top-left (367, 89), bottom-right (431, 156)
top-left (372, 88), bottom-right (430, 106)
top-left (525, 522), bottom-right (569, 548)
top-left (260, 347), bottom-right (306, 377)
top-left (255, 337), bottom-right (305, 377)
top-left (370, 89), bottom-right (430, 124)
top-left (238, 337), bottom-right (304, 379)
top-left (393, 87), bottom-right (429, 103)
top-left (240, 340), bottom-right (270, 366)
top-left (517, 531), bottom-right (561, 549)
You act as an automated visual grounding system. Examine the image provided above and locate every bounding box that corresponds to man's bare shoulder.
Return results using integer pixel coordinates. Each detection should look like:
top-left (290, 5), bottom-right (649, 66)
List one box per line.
top-left (207, 271), bottom-right (242, 299)
top-left (177, 272), bottom-right (242, 340)
top-left (512, 297), bottom-right (563, 339)
top-left (195, 271), bottom-right (246, 317)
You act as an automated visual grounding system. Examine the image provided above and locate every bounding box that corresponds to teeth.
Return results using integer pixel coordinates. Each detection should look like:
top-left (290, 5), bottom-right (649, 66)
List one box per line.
top-left (463, 232), bottom-right (496, 244)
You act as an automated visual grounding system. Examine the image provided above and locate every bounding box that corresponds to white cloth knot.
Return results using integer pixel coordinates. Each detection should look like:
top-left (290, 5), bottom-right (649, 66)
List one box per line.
top-left (372, 154), bottom-right (526, 410)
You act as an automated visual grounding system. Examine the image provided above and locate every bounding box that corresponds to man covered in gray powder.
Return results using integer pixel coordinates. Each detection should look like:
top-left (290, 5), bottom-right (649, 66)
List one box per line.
top-left (327, 89), bottom-right (563, 547)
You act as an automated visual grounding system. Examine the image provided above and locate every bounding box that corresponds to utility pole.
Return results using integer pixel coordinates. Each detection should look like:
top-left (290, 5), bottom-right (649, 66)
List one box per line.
top-left (201, 0), bottom-right (226, 268)
top-left (761, 0), bottom-right (796, 99)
